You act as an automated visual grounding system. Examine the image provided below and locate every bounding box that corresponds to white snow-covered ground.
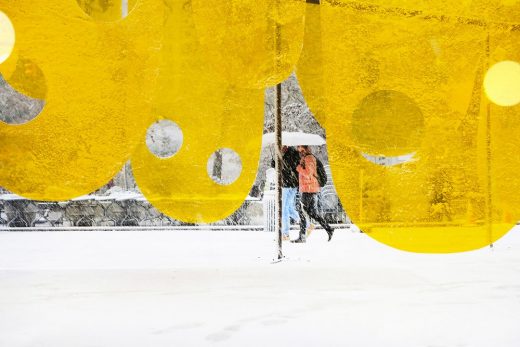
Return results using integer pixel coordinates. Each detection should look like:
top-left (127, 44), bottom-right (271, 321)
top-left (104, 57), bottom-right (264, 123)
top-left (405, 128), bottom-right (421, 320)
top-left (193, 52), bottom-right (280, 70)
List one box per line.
top-left (1, 226), bottom-right (519, 347)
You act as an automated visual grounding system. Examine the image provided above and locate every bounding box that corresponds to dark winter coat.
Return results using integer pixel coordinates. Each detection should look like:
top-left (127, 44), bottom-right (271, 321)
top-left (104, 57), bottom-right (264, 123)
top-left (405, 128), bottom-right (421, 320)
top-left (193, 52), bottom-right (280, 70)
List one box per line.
top-left (282, 147), bottom-right (300, 188)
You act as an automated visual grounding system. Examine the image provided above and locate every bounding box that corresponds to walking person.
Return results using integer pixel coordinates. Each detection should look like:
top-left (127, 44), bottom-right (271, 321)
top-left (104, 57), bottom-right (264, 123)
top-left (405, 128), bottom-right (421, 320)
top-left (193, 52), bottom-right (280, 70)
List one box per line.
top-left (280, 146), bottom-right (301, 241)
top-left (292, 145), bottom-right (334, 243)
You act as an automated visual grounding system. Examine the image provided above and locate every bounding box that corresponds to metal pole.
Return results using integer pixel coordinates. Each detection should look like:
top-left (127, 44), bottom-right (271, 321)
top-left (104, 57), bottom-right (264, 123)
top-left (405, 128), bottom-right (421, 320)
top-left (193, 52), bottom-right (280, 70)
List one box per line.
top-left (485, 32), bottom-right (493, 249)
top-left (274, 12), bottom-right (283, 260)
top-left (121, 0), bottom-right (129, 192)
top-left (359, 169), bottom-right (364, 223)
top-left (274, 0), bottom-right (284, 260)
top-left (275, 83), bottom-right (283, 260)
top-left (274, 0), bottom-right (321, 259)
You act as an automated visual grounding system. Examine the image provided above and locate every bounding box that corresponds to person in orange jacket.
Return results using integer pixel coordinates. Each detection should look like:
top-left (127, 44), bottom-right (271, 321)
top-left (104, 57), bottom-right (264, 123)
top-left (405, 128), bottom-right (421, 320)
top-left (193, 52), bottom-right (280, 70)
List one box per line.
top-left (292, 145), bottom-right (334, 243)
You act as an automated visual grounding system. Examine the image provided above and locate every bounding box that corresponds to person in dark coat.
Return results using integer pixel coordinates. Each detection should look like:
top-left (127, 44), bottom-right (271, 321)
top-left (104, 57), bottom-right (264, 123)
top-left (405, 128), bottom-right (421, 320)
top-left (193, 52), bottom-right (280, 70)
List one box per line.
top-left (281, 146), bottom-right (301, 240)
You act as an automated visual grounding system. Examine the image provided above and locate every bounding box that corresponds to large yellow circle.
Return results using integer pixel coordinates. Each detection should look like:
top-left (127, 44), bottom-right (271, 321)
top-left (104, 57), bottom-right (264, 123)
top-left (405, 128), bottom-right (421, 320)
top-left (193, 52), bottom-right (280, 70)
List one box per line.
top-left (484, 60), bottom-right (520, 107)
top-left (0, 11), bottom-right (15, 64)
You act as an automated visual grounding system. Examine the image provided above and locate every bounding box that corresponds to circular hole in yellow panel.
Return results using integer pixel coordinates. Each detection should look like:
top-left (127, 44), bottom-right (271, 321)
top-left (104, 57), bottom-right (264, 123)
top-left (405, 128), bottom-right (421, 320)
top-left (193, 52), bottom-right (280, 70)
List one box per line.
top-left (0, 76), bottom-right (45, 124)
top-left (0, 11), bottom-right (15, 64)
top-left (484, 60), bottom-right (520, 107)
top-left (361, 152), bottom-right (416, 166)
top-left (207, 148), bottom-right (242, 186)
top-left (0, 58), bottom-right (46, 125)
top-left (146, 120), bottom-right (183, 159)
top-left (352, 90), bottom-right (424, 157)
top-left (76, 0), bottom-right (138, 21)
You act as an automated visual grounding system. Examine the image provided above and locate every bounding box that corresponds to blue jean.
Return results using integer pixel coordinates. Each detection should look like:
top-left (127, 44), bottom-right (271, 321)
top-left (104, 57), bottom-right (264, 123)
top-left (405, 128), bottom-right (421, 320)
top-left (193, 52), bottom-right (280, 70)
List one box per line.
top-left (282, 187), bottom-right (300, 236)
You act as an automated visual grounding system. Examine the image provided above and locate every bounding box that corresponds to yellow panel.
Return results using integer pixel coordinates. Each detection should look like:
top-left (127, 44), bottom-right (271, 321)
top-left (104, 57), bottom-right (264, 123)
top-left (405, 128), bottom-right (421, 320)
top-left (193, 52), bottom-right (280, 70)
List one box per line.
top-left (485, 27), bottom-right (520, 245)
top-left (130, 0), bottom-right (264, 223)
top-left (0, 0), bottom-right (161, 200)
top-left (191, 0), bottom-right (305, 88)
top-left (5, 0), bottom-right (519, 236)
top-left (328, 0), bottom-right (520, 24)
top-left (297, 0), bottom-right (520, 252)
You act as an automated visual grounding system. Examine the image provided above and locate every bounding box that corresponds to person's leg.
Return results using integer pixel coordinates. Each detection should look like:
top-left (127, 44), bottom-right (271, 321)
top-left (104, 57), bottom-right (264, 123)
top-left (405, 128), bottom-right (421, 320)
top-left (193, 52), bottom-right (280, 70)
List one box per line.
top-left (298, 197), bottom-right (315, 236)
top-left (281, 188), bottom-right (291, 237)
top-left (303, 193), bottom-right (334, 240)
top-left (287, 188), bottom-right (300, 223)
top-left (296, 192), bottom-right (309, 241)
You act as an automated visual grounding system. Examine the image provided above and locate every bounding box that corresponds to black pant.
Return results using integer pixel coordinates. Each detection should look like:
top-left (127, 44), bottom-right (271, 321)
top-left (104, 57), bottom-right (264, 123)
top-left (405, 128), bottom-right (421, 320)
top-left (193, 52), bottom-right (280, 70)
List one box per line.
top-left (298, 192), bottom-right (331, 238)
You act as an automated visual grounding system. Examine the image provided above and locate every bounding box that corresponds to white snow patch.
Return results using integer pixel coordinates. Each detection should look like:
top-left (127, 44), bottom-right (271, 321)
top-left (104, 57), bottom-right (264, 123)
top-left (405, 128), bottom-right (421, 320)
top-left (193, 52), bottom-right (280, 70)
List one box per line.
top-left (1, 227), bottom-right (519, 346)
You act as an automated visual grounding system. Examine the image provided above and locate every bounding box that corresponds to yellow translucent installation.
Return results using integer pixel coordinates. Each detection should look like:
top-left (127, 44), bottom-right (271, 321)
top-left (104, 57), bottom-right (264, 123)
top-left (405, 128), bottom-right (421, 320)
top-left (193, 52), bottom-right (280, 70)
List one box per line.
top-left (76, 0), bottom-right (138, 21)
top-left (4, 0), bottom-right (520, 247)
top-left (0, 0), bottom-right (272, 224)
top-left (131, 0), bottom-right (264, 223)
top-left (298, 0), bottom-right (520, 252)
top-left (191, 0), bottom-right (306, 88)
top-left (0, 0), bottom-right (161, 200)
top-left (485, 25), bottom-right (520, 249)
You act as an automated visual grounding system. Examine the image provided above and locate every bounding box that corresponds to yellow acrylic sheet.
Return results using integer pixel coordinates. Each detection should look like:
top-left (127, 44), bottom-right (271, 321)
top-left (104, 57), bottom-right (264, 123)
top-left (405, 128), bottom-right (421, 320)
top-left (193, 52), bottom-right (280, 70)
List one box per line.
top-left (0, 0), bottom-right (162, 201)
top-left (191, 0), bottom-right (306, 88)
top-left (130, 0), bottom-right (265, 223)
top-left (297, 0), bottom-right (520, 252)
top-left (0, 0), bottom-right (268, 224)
top-left (2, 0), bottom-right (520, 252)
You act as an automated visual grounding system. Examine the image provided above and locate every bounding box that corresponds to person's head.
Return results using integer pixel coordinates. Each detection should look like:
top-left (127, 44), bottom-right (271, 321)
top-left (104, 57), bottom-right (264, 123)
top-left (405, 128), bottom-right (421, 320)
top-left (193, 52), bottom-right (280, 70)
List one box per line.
top-left (282, 145), bottom-right (288, 153)
top-left (297, 145), bottom-right (310, 155)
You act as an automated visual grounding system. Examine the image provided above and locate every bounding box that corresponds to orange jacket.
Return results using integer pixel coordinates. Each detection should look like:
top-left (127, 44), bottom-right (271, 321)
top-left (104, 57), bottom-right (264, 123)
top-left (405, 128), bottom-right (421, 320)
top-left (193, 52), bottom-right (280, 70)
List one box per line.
top-left (297, 155), bottom-right (320, 193)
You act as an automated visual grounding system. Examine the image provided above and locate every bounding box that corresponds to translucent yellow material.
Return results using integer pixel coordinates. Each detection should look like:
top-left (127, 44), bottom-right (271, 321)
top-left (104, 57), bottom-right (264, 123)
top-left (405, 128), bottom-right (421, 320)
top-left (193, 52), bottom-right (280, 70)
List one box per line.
top-left (332, 0), bottom-right (520, 24)
top-left (298, 0), bottom-right (520, 252)
top-left (76, 0), bottom-right (139, 21)
top-left (191, 0), bottom-right (305, 88)
top-left (0, 0), bottom-right (266, 223)
top-left (0, 0), bottom-right (161, 200)
top-left (131, 0), bottom-right (264, 223)
top-left (486, 27), bottom-right (520, 249)
top-left (3, 0), bottom-right (520, 249)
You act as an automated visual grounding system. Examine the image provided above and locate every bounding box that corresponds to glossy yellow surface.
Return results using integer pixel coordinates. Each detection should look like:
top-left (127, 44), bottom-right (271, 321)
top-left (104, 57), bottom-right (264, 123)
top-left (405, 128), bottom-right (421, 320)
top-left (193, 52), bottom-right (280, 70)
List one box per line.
top-left (0, 0), bottom-right (270, 223)
top-left (298, 0), bottom-right (520, 252)
top-left (2, 0), bottom-right (520, 252)
top-left (131, 0), bottom-right (264, 223)
top-left (191, 0), bottom-right (305, 88)
top-left (0, 0), bottom-right (161, 200)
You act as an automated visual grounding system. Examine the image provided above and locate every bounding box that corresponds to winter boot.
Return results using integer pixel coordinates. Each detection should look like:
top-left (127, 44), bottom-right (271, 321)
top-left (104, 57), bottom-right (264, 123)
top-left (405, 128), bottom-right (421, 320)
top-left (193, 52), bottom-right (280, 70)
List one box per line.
top-left (326, 228), bottom-right (334, 242)
top-left (291, 237), bottom-right (306, 243)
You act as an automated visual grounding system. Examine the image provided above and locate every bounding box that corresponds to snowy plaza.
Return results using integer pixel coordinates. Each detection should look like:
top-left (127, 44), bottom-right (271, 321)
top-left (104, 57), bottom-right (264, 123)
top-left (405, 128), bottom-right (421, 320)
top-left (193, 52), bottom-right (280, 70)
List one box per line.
top-left (1, 226), bottom-right (520, 346)
top-left (3, 0), bottom-right (520, 346)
